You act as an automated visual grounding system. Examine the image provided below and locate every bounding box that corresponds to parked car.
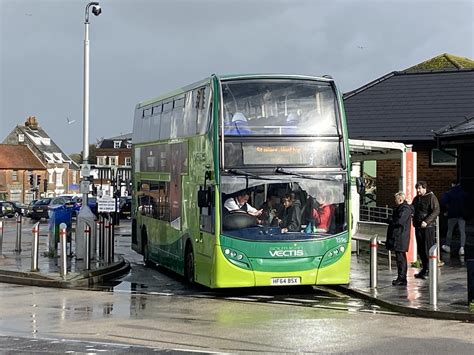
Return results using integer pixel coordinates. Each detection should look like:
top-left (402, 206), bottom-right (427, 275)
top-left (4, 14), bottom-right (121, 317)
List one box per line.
top-left (8, 201), bottom-right (28, 217)
top-left (25, 200), bottom-right (38, 218)
top-left (29, 197), bottom-right (68, 220)
top-left (0, 201), bottom-right (15, 218)
top-left (71, 196), bottom-right (98, 216)
top-left (119, 196), bottom-right (132, 219)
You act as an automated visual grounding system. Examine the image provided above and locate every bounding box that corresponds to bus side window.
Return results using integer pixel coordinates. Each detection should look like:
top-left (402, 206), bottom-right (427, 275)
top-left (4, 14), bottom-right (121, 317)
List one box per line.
top-left (184, 92), bottom-right (197, 136)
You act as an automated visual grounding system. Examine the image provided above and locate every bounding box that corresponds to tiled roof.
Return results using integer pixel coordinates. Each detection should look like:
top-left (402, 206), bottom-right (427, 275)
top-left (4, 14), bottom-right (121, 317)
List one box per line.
top-left (435, 116), bottom-right (474, 138)
top-left (97, 133), bottom-right (132, 149)
top-left (16, 125), bottom-right (79, 168)
top-left (344, 69), bottom-right (474, 142)
top-left (403, 53), bottom-right (474, 73)
top-left (0, 144), bottom-right (46, 169)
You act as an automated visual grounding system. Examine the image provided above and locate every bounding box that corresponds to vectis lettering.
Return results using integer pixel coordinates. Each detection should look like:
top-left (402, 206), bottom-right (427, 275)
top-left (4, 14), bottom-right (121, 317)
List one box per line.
top-left (269, 249), bottom-right (304, 257)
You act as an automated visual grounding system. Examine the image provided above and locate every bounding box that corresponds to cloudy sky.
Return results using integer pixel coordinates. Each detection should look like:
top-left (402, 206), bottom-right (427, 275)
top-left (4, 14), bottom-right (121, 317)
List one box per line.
top-left (1, 0), bottom-right (473, 155)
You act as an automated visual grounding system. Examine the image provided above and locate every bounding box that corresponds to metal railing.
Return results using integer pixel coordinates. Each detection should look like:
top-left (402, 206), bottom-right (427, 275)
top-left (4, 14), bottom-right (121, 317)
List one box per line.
top-left (360, 205), bottom-right (392, 223)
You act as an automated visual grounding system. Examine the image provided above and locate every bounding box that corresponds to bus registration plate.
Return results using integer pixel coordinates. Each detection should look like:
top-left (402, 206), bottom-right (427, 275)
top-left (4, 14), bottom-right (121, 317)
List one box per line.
top-left (271, 277), bottom-right (301, 285)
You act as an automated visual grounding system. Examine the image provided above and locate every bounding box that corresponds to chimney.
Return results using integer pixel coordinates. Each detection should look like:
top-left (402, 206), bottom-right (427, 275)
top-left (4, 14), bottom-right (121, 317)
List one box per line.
top-left (25, 116), bottom-right (39, 130)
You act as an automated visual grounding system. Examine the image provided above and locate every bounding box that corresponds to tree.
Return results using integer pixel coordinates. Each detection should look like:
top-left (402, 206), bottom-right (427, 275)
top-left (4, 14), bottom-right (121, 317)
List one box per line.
top-left (69, 144), bottom-right (97, 165)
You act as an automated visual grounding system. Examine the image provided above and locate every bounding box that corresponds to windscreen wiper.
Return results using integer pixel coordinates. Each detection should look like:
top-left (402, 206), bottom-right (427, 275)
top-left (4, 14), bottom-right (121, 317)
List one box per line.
top-left (274, 167), bottom-right (337, 181)
top-left (227, 169), bottom-right (261, 179)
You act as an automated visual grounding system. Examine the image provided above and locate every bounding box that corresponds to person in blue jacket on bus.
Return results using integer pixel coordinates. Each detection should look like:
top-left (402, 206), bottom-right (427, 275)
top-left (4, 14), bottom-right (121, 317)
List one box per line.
top-left (224, 112), bottom-right (251, 135)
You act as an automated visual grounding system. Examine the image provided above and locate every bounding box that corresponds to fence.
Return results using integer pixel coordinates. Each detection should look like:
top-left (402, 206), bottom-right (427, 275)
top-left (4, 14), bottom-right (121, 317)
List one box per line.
top-left (359, 205), bottom-right (392, 223)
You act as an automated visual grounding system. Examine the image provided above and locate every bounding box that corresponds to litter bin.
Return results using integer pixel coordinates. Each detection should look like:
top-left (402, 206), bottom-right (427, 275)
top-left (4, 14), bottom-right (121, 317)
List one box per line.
top-left (48, 205), bottom-right (72, 255)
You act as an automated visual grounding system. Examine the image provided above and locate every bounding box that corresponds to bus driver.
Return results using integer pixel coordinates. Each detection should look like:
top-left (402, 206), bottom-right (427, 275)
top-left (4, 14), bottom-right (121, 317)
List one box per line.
top-left (224, 191), bottom-right (263, 217)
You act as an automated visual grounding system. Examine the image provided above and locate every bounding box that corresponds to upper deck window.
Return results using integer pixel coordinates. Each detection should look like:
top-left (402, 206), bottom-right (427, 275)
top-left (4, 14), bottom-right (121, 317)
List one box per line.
top-left (222, 79), bottom-right (339, 137)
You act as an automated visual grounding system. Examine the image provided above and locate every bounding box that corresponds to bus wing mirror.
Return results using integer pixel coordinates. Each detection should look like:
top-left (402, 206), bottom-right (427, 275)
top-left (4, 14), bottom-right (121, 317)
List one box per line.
top-left (355, 177), bottom-right (365, 195)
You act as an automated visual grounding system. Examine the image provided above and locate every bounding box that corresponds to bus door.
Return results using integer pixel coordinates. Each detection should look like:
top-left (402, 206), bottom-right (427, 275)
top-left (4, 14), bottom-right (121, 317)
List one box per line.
top-left (196, 182), bottom-right (215, 285)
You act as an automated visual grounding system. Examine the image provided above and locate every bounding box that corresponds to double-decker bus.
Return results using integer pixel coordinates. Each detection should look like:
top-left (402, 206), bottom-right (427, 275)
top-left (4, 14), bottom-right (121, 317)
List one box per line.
top-left (132, 74), bottom-right (351, 288)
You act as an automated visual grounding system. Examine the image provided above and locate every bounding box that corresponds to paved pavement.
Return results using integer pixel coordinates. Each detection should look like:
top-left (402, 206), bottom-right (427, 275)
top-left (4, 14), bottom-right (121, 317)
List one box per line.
top-left (0, 218), bottom-right (130, 288)
top-left (339, 247), bottom-right (474, 321)
top-left (0, 217), bottom-right (473, 320)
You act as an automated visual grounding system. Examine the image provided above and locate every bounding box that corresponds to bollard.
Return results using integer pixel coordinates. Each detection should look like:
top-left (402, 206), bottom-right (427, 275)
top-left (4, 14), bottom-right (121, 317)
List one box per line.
top-left (100, 215), bottom-right (105, 259)
top-left (104, 216), bottom-right (110, 263)
top-left (31, 222), bottom-right (40, 271)
top-left (436, 216), bottom-right (441, 263)
top-left (59, 223), bottom-right (68, 279)
top-left (0, 220), bottom-right (3, 255)
top-left (84, 223), bottom-right (91, 270)
top-left (110, 215), bottom-right (115, 262)
top-left (96, 218), bottom-right (102, 259)
top-left (370, 235), bottom-right (378, 289)
top-left (15, 214), bottom-right (22, 252)
top-left (429, 244), bottom-right (438, 306)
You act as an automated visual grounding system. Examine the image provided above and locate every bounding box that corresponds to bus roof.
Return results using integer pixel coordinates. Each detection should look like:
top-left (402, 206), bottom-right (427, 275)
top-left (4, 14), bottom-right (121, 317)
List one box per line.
top-left (136, 73), bottom-right (334, 109)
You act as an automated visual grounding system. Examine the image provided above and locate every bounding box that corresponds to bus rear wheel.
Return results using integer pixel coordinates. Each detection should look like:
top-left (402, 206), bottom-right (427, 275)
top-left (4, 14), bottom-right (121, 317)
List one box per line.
top-left (184, 246), bottom-right (195, 284)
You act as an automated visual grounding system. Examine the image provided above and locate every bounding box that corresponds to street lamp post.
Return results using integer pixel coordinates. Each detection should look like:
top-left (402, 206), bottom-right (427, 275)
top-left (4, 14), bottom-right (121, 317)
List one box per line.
top-left (78, 2), bottom-right (102, 261)
top-left (82, 1), bottom-right (102, 206)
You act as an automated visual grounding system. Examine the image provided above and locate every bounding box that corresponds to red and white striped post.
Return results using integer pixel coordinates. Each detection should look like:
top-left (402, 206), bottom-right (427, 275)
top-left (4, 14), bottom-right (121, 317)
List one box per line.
top-left (15, 214), bottom-right (22, 252)
top-left (104, 216), bottom-right (110, 263)
top-left (370, 235), bottom-right (378, 289)
top-left (0, 220), bottom-right (4, 255)
top-left (429, 244), bottom-right (438, 306)
top-left (84, 223), bottom-right (91, 270)
top-left (59, 223), bottom-right (68, 279)
top-left (31, 222), bottom-right (40, 272)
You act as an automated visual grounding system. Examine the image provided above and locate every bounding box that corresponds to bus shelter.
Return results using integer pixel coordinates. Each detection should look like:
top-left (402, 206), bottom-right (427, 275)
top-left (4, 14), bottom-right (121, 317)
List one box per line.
top-left (349, 139), bottom-right (417, 262)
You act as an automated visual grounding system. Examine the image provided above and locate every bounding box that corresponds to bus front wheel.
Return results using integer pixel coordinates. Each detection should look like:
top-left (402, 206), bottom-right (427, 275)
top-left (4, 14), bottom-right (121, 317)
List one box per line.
top-left (184, 245), bottom-right (195, 284)
top-left (142, 230), bottom-right (152, 267)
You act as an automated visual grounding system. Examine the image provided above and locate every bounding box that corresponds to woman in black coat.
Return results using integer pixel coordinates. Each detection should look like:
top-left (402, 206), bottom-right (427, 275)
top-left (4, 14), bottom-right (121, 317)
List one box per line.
top-left (386, 191), bottom-right (414, 286)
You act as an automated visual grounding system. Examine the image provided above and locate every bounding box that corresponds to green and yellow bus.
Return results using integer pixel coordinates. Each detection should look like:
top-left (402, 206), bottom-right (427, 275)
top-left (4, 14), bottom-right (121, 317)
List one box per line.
top-left (132, 74), bottom-right (351, 288)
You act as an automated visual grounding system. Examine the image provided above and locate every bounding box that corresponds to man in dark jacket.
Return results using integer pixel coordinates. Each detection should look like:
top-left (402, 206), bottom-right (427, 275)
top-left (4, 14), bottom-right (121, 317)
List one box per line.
top-left (440, 180), bottom-right (467, 255)
top-left (412, 181), bottom-right (440, 279)
top-left (386, 192), bottom-right (414, 286)
top-left (279, 193), bottom-right (302, 233)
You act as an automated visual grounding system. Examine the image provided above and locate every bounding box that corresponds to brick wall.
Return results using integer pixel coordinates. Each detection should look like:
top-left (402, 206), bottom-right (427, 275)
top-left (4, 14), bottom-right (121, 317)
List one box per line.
top-left (375, 144), bottom-right (457, 207)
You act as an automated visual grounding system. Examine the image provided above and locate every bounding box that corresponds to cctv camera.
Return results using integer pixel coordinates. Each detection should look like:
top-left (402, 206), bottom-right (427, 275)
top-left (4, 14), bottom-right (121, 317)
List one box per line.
top-left (92, 5), bottom-right (102, 16)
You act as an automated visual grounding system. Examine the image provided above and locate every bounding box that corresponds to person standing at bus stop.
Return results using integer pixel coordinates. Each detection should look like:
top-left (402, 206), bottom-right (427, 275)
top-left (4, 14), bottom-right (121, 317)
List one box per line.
top-left (412, 181), bottom-right (440, 279)
top-left (441, 180), bottom-right (467, 256)
top-left (386, 192), bottom-right (413, 286)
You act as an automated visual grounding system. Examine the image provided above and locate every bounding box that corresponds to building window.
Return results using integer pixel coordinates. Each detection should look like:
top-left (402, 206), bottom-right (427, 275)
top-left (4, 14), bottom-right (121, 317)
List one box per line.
top-left (48, 169), bottom-right (55, 183)
top-left (109, 156), bottom-right (118, 166)
top-left (126, 142), bottom-right (132, 149)
top-left (125, 157), bottom-right (131, 167)
top-left (55, 168), bottom-right (64, 187)
top-left (12, 170), bottom-right (18, 181)
top-left (431, 148), bottom-right (457, 166)
top-left (114, 141), bottom-right (121, 149)
top-left (72, 172), bottom-right (77, 184)
top-left (97, 156), bottom-right (107, 166)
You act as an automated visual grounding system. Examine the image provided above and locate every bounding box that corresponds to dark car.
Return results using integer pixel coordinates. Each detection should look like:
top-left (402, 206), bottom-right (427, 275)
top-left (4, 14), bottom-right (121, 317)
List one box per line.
top-left (30, 197), bottom-right (68, 220)
top-left (0, 201), bottom-right (15, 218)
top-left (119, 196), bottom-right (132, 219)
top-left (25, 200), bottom-right (38, 218)
top-left (7, 201), bottom-right (27, 217)
top-left (71, 196), bottom-right (98, 216)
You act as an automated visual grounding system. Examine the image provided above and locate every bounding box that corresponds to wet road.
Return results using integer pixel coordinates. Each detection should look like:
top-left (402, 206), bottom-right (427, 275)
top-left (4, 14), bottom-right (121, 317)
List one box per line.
top-left (0, 218), bottom-right (473, 353)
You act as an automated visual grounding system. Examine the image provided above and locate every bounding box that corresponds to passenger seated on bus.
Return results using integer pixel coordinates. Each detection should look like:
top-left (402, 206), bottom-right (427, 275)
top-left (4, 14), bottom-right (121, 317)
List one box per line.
top-left (260, 195), bottom-right (283, 226)
top-left (224, 191), bottom-right (263, 217)
top-left (312, 191), bottom-right (335, 233)
top-left (282, 113), bottom-right (300, 134)
top-left (304, 196), bottom-right (320, 234)
top-left (276, 193), bottom-right (302, 233)
top-left (224, 112), bottom-right (251, 135)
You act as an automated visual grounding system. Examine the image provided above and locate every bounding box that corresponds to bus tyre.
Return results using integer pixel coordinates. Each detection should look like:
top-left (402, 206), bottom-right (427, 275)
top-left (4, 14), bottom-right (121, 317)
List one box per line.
top-left (143, 243), bottom-right (151, 267)
top-left (184, 246), bottom-right (195, 284)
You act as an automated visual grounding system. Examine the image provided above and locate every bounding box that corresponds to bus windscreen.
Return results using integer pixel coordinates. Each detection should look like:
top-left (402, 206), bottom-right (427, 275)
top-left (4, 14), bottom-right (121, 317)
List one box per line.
top-left (222, 79), bottom-right (339, 137)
